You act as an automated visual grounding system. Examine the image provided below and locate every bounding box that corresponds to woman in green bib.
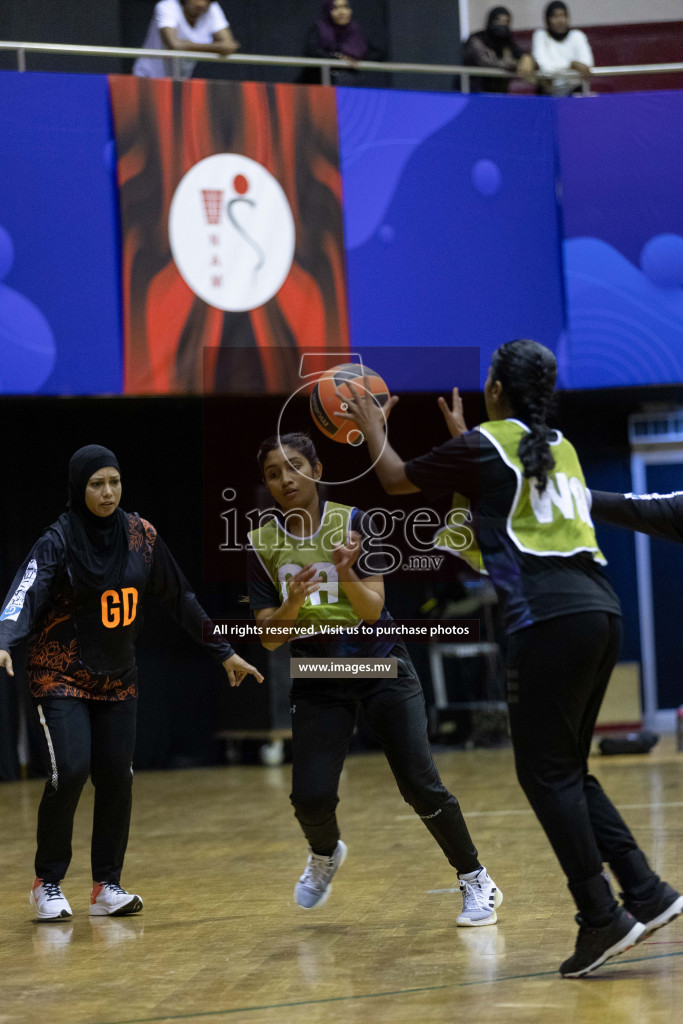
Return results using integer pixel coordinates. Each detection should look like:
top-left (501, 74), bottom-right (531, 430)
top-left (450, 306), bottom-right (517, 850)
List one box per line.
top-left (247, 433), bottom-right (502, 924)
top-left (344, 339), bottom-right (680, 978)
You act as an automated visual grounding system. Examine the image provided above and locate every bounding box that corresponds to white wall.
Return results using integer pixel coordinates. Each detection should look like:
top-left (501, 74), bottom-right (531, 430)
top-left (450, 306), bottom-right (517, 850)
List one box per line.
top-left (466, 0), bottom-right (683, 32)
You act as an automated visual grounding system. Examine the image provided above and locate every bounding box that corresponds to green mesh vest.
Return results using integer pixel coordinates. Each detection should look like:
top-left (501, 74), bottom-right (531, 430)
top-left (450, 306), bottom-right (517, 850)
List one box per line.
top-left (434, 419), bottom-right (606, 567)
top-left (248, 501), bottom-right (362, 631)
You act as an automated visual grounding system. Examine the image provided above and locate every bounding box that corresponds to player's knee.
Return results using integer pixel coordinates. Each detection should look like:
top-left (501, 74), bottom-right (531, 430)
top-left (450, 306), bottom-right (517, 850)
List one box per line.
top-left (398, 779), bottom-right (451, 817)
top-left (91, 759), bottom-right (134, 791)
top-left (291, 789), bottom-right (338, 823)
top-left (54, 761), bottom-right (89, 794)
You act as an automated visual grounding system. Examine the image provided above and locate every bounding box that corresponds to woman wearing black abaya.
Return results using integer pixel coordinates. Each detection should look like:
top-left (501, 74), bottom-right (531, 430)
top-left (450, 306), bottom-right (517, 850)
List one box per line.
top-left (463, 7), bottom-right (535, 93)
top-left (0, 445), bottom-right (262, 922)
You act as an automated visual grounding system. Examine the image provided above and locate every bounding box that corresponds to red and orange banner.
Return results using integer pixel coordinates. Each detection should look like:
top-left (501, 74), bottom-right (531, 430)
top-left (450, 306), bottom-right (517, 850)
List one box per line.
top-left (109, 77), bottom-right (350, 394)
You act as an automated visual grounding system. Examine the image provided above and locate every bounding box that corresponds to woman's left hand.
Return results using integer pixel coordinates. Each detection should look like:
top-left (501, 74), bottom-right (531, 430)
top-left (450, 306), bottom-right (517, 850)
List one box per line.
top-left (438, 387), bottom-right (469, 438)
top-left (570, 60), bottom-right (591, 78)
top-left (332, 531), bottom-right (362, 576)
top-left (222, 653), bottom-right (264, 687)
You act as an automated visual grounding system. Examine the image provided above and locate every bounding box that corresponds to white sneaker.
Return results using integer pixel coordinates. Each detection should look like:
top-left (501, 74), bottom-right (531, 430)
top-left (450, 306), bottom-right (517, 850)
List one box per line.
top-left (294, 841), bottom-right (348, 909)
top-left (89, 881), bottom-right (143, 917)
top-left (30, 878), bottom-right (73, 921)
top-left (457, 866), bottom-right (503, 927)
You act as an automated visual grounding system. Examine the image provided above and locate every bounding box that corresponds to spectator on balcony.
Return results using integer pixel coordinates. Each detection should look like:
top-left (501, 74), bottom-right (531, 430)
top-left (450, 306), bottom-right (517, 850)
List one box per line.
top-left (532, 2), bottom-right (593, 95)
top-left (133, 0), bottom-right (239, 80)
top-left (463, 7), bottom-right (536, 93)
top-left (300, 0), bottom-right (384, 86)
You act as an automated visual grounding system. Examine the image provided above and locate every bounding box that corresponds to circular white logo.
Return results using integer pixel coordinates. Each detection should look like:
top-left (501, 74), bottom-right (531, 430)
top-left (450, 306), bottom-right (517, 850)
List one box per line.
top-left (168, 154), bottom-right (296, 312)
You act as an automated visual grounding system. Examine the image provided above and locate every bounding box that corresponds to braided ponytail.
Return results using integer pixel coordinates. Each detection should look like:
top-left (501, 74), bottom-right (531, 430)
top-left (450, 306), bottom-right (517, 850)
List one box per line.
top-left (490, 339), bottom-right (557, 494)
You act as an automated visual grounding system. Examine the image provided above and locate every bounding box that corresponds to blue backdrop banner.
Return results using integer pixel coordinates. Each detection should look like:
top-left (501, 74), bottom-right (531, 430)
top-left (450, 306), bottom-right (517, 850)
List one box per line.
top-left (2, 75), bottom-right (683, 396)
top-left (0, 72), bottom-right (122, 395)
top-left (556, 91), bottom-right (683, 389)
top-left (338, 90), bottom-right (566, 390)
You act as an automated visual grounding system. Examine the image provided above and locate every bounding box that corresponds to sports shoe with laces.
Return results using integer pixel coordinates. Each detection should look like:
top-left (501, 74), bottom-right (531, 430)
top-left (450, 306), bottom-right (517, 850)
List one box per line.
top-left (30, 878), bottom-right (73, 921)
top-left (90, 881), bottom-right (143, 917)
top-left (456, 867), bottom-right (503, 926)
top-left (623, 880), bottom-right (683, 940)
top-left (294, 840), bottom-right (347, 909)
top-left (560, 907), bottom-right (645, 978)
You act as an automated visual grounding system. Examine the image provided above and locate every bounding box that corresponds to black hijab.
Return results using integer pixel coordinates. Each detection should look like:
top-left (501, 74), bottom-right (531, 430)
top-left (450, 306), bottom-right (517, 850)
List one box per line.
top-left (483, 6), bottom-right (513, 57)
top-left (57, 445), bottom-right (129, 592)
top-left (545, 2), bottom-right (570, 42)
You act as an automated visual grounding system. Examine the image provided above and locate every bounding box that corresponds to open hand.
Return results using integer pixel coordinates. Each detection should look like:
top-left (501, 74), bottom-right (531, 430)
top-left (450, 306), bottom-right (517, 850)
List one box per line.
top-left (332, 531), bottom-right (361, 575)
top-left (337, 378), bottom-right (399, 440)
top-left (222, 653), bottom-right (264, 687)
top-left (286, 564), bottom-right (321, 608)
top-left (437, 387), bottom-right (469, 438)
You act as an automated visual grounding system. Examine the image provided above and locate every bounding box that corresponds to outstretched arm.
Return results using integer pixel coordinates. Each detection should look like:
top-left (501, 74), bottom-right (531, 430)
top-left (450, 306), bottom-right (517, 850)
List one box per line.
top-left (590, 490), bottom-right (683, 544)
top-left (148, 535), bottom-right (263, 684)
top-left (147, 532), bottom-right (238, 659)
top-left (340, 381), bottom-right (418, 494)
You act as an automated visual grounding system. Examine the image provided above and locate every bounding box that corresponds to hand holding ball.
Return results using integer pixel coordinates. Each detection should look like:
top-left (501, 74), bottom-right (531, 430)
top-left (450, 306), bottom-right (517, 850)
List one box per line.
top-left (310, 364), bottom-right (390, 445)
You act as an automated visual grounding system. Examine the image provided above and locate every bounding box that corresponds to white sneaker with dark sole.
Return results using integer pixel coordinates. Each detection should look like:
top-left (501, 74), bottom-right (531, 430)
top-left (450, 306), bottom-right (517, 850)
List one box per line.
top-left (457, 867), bottom-right (503, 927)
top-left (90, 881), bottom-right (143, 917)
top-left (294, 841), bottom-right (348, 909)
top-left (30, 878), bottom-right (73, 921)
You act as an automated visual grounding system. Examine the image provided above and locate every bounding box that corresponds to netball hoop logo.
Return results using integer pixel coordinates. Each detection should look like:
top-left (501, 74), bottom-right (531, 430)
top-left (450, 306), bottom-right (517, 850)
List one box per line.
top-left (169, 154), bottom-right (296, 312)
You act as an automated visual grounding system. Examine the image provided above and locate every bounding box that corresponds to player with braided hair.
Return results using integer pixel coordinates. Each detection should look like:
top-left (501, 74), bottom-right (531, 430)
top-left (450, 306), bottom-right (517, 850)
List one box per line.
top-left (344, 338), bottom-right (681, 978)
top-left (490, 338), bottom-right (556, 491)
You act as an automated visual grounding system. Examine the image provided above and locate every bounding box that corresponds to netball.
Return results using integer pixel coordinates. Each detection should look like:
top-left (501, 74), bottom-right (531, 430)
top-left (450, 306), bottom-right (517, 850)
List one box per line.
top-left (309, 363), bottom-right (390, 444)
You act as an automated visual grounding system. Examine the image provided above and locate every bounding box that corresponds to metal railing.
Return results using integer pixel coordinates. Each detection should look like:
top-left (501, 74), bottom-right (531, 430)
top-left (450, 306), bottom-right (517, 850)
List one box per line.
top-left (1, 40), bottom-right (682, 92)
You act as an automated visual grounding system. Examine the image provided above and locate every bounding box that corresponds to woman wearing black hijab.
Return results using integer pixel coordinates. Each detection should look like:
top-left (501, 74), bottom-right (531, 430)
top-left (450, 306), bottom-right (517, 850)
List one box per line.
top-left (300, 0), bottom-right (385, 86)
top-left (0, 445), bottom-right (262, 922)
top-left (463, 6), bottom-right (535, 93)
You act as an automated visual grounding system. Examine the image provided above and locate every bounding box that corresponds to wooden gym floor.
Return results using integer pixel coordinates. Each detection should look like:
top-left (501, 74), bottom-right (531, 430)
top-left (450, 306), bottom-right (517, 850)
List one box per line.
top-left (0, 737), bottom-right (681, 1024)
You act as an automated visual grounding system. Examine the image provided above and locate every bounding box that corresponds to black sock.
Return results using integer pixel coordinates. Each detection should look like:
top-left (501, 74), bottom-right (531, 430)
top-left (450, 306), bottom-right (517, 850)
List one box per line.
top-left (311, 844), bottom-right (337, 858)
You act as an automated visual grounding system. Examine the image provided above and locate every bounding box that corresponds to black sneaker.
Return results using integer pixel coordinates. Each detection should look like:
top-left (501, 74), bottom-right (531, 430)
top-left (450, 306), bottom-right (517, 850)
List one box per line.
top-left (623, 880), bottom-right (683, 940)
top-left (560, 908), bottom-right (645, 978)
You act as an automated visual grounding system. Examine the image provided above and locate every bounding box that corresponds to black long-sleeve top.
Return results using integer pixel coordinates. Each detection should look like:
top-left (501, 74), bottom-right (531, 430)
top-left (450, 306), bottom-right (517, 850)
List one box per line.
top-left (0, 514), bottom-right (233, 701)
top-left (590, 490), bottom-right (683, 544)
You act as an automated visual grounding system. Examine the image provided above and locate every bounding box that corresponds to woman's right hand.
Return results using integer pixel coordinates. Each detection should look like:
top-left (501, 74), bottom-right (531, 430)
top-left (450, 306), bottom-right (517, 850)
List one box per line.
top-left (438, 387), bottom-right (469, 438)
top-left (0, 650), bottom-right (14, 677)
top-left (286, 565), bottom-right (321, 609)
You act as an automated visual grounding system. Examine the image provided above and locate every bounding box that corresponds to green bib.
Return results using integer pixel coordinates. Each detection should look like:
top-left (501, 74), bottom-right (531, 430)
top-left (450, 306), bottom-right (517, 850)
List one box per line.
top-left (434, 493), bottom-right (487, 575)
top-left (434, 419), bottom-right (605, 566)
top-left (248, 501), bottom-right (361, 631)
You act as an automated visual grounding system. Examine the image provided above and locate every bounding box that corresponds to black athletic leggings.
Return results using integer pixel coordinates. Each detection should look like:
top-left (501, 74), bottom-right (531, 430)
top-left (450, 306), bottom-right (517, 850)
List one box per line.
top-left (506, 612), bottom-right (656, 923)
top-left (34, 697), bottom-right (137, 884)
top-left (289, 650), bottom-right (480, 874)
